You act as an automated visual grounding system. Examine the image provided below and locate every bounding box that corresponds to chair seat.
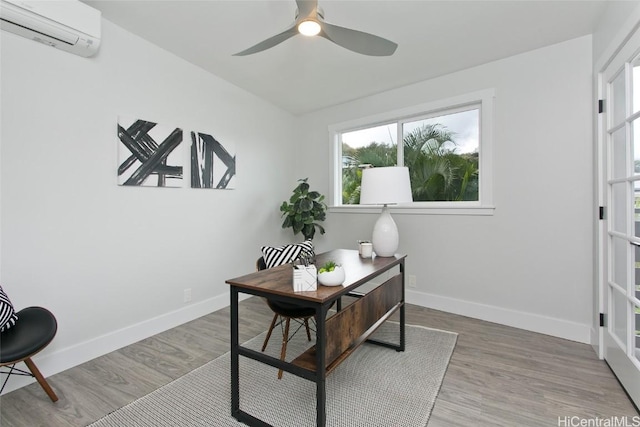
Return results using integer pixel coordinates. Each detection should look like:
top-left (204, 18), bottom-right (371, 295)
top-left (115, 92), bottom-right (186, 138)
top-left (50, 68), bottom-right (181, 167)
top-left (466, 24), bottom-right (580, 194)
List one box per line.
top-left (0, 307), bottom-right (57, 363)
top-left (266, 300), bottom-right (315, 318)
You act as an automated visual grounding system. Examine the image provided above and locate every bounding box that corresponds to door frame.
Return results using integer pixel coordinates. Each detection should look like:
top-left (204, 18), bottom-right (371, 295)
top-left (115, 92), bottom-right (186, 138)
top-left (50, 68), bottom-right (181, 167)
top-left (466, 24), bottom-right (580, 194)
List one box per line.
top-left (596, 6), bottom-right (640, 409)
top-left (595, 1), bottom-right (640, 359)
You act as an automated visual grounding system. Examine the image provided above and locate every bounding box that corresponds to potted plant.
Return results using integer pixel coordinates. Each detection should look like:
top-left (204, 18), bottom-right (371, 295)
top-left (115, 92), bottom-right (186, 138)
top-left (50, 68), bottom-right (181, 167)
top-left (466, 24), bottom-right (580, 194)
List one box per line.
top-left (280, 178), bottom-right (327, 240)
top-left (317, 261), bottom-right (345, 286)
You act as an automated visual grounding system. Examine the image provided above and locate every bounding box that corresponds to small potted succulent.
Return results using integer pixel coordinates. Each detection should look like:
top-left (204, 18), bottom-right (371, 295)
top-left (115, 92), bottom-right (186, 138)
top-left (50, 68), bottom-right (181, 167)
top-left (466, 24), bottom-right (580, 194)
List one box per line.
top-left (317, 261), bottom-right (345, 286)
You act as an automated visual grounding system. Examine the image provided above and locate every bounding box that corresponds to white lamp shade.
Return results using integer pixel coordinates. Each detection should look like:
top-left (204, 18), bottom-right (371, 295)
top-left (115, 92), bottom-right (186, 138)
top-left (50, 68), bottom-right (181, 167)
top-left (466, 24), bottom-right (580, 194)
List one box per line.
top-left (360, 166), bottom-right (413, 205)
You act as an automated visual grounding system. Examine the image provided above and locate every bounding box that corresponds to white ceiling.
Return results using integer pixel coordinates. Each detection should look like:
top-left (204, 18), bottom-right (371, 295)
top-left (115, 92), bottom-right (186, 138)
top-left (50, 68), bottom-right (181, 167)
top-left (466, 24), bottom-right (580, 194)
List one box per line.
top-left (85, 0), bottom-right (607, 115)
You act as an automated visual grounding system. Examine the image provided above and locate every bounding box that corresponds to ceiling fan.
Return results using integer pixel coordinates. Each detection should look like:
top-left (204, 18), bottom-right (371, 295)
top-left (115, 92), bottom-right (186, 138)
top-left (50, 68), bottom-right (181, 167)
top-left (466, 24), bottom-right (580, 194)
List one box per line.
top-left (233, 0), bottom-right (397, 57)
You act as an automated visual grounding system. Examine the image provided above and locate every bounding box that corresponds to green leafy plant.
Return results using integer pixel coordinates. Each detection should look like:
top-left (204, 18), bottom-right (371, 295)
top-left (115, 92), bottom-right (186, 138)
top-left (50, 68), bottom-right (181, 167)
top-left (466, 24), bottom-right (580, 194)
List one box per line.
top-left (280, 178), bottom-right (327, 240)
top-left (318, 261), bottom-right (339, 274)
top-left (341, 124), bottom-right (479, 204)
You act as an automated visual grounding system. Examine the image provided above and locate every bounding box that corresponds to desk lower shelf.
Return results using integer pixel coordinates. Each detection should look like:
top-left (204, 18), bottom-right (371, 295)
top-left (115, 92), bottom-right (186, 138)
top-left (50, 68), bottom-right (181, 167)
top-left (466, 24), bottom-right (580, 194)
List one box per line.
top-left (292, 273), bottom-right (404, 375)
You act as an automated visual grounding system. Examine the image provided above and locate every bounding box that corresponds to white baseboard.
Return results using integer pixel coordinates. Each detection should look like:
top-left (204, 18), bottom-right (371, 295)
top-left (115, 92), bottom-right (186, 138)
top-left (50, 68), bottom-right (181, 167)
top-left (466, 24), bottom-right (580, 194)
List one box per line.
top-left (591, 326), bottom-right (604, 359)
top-left (1, 292), bottom-right (244, 395)
top-left (4, 288), bottom-right (592, 396)
top-left (406, 289), bottom-right (592, 344)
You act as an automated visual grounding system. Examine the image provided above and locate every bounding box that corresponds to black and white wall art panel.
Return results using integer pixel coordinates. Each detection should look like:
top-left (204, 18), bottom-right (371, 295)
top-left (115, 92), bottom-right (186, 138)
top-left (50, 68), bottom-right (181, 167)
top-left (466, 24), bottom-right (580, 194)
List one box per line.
top-left (117, 117), bottom-right (184, 187)
top-left (190, 131), bottom-right (236, 189)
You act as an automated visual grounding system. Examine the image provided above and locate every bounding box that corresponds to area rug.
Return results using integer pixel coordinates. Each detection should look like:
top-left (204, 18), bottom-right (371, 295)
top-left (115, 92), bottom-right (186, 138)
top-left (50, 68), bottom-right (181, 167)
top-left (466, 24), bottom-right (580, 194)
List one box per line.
top-left (89, 322), bottom-right (457, 427)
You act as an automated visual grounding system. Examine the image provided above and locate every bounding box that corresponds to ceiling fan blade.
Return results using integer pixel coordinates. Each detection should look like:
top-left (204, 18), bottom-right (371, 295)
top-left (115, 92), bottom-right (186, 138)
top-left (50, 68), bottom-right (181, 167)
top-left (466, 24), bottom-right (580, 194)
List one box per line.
top-left (233, 26), bottom-right (298, 56)
top-left (320, 22), bottom-right (397, 56)
top-left (295, 0), bottom-right (317, 19)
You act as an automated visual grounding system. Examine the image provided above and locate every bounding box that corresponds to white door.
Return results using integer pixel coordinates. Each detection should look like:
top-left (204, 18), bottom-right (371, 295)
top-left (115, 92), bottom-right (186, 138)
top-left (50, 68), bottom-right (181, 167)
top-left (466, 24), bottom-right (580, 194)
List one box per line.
top-left (602, 24), bottom-right (640, 408)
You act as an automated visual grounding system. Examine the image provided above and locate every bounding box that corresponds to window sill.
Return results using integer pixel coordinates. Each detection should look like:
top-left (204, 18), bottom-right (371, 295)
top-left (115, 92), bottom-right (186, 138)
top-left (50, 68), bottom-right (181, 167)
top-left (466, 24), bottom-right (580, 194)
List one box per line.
top-left (329, 205), bottom-right (496, 216)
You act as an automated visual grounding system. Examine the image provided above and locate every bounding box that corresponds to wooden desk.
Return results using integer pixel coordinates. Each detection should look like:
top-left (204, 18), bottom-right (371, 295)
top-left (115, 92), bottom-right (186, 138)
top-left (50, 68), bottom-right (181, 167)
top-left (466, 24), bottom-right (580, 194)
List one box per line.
top-left (226, 249), bottom-right (406, 427)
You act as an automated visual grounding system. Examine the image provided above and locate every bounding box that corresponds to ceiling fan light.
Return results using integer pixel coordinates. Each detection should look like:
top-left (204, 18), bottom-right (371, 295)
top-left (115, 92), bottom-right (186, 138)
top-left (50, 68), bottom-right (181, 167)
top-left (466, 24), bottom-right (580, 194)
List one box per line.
top-left (298, 20), bottom-right (321, 36)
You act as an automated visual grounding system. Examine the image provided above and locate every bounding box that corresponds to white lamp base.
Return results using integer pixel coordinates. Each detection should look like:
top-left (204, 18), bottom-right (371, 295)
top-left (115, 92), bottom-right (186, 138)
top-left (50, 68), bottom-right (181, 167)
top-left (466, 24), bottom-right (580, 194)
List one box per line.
top-left (371, 205), bottom-right (399, 257)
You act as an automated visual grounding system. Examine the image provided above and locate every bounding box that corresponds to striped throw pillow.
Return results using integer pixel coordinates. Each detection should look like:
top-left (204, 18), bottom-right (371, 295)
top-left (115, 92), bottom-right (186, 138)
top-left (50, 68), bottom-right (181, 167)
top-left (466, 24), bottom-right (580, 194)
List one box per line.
top-left (0, 286), bottom-right (17, 332)
top-left (261, 240), bottom-right (314, 269)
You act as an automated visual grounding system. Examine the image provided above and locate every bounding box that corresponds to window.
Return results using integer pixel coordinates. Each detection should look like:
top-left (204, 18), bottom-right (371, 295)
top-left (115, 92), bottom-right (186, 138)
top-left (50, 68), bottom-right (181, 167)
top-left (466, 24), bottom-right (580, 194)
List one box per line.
top-left (329, 90), bottom-right (494, 215)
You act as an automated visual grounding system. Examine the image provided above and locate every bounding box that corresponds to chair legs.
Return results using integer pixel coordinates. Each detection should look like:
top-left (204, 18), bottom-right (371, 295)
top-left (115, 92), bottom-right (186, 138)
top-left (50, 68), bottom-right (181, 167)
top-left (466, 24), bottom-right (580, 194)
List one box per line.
top-left (261, 314), bottom-right (313, 379)
top-left (1, 358), bottom-right (58, 402)
top-left (261, 313), bottom-right (279, 352)
top-left (304, 318), bottom-right (311, 341)
top-left (23, 358), bottom-right (58, 402)
top-left (277, 319), bottom-right (291, 379)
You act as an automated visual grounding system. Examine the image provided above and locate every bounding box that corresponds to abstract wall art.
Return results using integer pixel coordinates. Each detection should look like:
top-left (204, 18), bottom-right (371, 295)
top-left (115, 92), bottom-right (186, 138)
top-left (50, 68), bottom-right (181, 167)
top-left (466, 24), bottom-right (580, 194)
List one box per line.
top-left (117, 117), bottom-right (184, 187)
top-left (190, 131), bottom-right (236, 189)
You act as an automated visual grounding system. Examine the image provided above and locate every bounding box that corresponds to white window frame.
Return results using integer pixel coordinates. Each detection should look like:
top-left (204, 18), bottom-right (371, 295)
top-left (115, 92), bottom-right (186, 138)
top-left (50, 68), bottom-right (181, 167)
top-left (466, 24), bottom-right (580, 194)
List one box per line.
top-left (329, 89), bottom-right (495, 216)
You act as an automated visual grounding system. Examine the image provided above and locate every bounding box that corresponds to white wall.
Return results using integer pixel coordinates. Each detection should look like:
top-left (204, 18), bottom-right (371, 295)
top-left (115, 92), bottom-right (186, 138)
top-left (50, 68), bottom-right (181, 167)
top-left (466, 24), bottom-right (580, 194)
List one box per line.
top-left (0, 19), bottom-right (297, 392)
top-left (296, 36), bottom-right (594, 343)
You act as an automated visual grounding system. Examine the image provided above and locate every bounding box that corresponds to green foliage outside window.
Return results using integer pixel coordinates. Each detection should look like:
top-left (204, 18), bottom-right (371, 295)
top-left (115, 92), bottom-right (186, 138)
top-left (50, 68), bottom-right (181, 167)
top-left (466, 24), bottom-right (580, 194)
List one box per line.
top-left (342, 124), bottom-right (479, 204)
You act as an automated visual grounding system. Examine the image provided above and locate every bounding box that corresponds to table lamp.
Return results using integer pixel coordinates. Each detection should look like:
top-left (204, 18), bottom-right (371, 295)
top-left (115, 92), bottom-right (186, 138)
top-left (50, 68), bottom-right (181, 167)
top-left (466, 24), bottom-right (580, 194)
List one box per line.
top-left (359, 166), bottom-right (413, 257)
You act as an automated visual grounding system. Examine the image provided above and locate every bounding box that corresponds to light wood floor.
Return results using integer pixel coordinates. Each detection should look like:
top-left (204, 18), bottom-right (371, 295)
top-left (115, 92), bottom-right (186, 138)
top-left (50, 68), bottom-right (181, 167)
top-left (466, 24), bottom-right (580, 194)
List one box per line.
top-left (0, 297), bottom-right (637, 426)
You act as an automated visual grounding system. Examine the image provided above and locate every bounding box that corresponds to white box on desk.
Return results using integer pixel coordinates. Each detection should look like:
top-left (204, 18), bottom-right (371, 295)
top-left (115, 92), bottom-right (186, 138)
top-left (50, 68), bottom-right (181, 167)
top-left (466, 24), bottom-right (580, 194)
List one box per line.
top-left (293, 265), bottom-right (317, 292)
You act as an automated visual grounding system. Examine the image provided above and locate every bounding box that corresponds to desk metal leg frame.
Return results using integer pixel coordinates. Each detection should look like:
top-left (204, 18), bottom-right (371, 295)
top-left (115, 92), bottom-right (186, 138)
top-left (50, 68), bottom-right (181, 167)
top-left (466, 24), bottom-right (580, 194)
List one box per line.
top-left (231, 287), bottom-right (274, 427)
top-left (230, 287), bottom-right (240, 421)
top-left (315, 303), bottom-right (329, 427)
top-left (230, 287), bottom-right (328, 427)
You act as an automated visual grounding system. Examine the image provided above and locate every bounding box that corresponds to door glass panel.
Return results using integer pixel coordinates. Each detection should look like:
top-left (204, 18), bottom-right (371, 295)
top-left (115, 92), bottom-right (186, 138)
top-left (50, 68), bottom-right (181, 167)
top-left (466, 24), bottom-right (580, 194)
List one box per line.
top-left (636, 181), bottom-right (640, 238)
top-left (612, 288), bottom-right (629, 344)
top-left (613, 182), bottom-right (628, 233)
top-left (614, 237), bottom-right (629, 287)
top-left (613, 127), bottom-right (627, 179)
top-left (635, 242), bottom-right (640, 289)
top-left (613, 69), bottom-right (627, 126)
top-left (633, 56), bottom-right (640, 114)
top-left (635, 303), bottom-right (640, 362)
top-left (634, 120), bottom-right (640, 176)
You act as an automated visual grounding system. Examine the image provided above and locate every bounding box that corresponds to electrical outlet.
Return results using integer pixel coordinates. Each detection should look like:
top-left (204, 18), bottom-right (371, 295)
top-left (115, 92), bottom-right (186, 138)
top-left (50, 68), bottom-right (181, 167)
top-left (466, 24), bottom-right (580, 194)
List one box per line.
top-left (408, 275), bottom-right (417, 288)
top-left (183, 288), bottom-right (192, 303)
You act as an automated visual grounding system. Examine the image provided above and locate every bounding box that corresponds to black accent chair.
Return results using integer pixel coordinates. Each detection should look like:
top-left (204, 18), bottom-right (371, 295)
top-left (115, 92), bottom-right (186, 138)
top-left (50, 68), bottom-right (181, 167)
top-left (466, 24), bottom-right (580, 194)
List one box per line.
top-left (257, 257), bottom-right (315, 379)
top-left (0, 307), bottom-right (58, 401)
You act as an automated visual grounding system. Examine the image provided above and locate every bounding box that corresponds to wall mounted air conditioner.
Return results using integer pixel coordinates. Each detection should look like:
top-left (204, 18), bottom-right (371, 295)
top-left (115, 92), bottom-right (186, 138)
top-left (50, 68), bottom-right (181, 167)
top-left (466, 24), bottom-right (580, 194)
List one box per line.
top-left (0, 0), bottom-right (101, 57)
